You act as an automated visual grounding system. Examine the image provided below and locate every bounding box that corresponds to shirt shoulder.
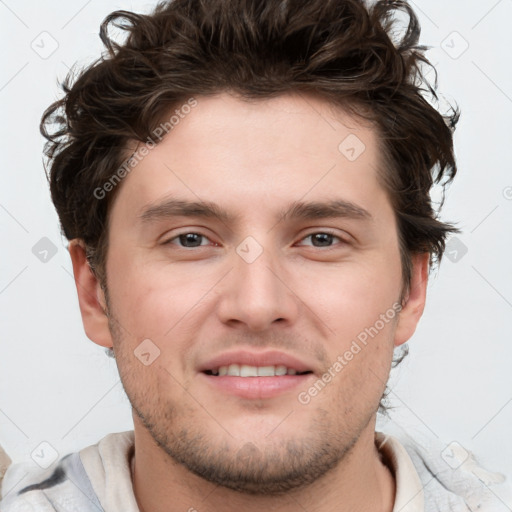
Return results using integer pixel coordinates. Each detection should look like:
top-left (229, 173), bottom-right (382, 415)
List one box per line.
top-left (376, 420), bottom-right (510, 512)
top-left (0, 449), bottom-right (103, 512)
top-left (78, 430), bottom-right (138, 512)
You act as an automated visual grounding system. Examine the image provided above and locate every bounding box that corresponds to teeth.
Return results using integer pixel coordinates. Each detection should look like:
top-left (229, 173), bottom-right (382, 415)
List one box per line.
top-left (240, 364), bottom-right (258, 377)
top-left (227, 364), bottom-right (240, 376)
top-left (214, 365), bottom-right (304, 377)
top-left (275, 365), bottom-right (287, 376)
top-left (257, 366), bottom-right (275, 377)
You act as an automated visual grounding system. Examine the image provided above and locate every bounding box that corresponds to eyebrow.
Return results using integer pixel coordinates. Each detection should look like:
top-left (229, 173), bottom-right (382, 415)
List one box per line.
top-left (138, 197), bottom-right (372, 225)
top-left (281, 199), bottom-right (371, 222)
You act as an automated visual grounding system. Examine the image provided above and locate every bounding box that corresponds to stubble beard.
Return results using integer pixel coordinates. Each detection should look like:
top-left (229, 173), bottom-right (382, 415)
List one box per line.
top-left (104, 291), bottom-right (376, 496)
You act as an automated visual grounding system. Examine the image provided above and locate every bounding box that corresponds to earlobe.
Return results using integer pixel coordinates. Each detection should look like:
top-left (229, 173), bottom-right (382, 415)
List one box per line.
top-left (68, 239), bottom-right (113, 349)
top-left (394, 252), bottom-right (429, 347)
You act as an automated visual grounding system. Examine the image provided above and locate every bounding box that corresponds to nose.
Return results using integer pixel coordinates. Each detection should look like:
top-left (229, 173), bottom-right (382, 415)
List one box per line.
top-left (216, 241), bottom-right (300, 332)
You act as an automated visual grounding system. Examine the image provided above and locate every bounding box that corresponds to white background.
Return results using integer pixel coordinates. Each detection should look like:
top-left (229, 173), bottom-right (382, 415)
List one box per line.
top-left (1, 0), bottom-right (511, 506)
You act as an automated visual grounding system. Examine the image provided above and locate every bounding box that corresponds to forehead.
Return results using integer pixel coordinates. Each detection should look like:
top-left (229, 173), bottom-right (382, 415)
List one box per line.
top-left (110, 92), bottom-right (388, 226)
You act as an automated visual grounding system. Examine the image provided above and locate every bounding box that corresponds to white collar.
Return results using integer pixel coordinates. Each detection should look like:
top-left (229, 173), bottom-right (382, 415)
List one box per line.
top-left (375, 432), bottom-right (425, 512)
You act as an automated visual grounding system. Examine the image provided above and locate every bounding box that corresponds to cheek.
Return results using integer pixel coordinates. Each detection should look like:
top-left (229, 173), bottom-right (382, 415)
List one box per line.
top-left (106, 252), bottom-right (170, 339)
top-left (288, 251), bottom-right (402, 395)
top-left (294, 256), bottom-right (401, 337)
top-left (106, 251), bottom-right (222, 353)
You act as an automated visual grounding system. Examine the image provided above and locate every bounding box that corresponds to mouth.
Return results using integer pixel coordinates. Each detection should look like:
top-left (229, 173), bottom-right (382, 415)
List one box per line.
top-left (198, 351), bottom-right (315, 399)
top-left (204, 365), bottom-right (313, 377)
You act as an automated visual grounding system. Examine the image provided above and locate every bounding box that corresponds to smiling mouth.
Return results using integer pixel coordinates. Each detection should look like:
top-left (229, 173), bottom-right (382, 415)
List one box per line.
top-left (204, 364), bottom-right (313, 377)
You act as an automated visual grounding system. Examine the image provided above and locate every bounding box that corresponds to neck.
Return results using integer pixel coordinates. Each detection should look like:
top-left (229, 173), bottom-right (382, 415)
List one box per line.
top-left (131, 416), bottom-right (396, 512)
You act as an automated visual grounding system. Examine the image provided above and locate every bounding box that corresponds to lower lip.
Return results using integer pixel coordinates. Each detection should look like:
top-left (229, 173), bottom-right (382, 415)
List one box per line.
top-left (200, 373), bottom-right (314, 399)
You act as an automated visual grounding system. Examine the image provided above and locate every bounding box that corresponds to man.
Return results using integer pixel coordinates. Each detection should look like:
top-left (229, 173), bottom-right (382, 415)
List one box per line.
top-left (0, 0), bottom-right (507, 511)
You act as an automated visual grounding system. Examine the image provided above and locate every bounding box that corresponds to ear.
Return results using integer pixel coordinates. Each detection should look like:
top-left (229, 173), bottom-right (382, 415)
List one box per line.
top-left (68, 239), bottom-right (113, 349)
top-left (394, 252), bottom-right (429, 347)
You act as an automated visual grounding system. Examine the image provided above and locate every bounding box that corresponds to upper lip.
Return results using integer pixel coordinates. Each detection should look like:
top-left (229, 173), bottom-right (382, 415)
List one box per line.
top-left (198, 350), bottom-right (314, 374)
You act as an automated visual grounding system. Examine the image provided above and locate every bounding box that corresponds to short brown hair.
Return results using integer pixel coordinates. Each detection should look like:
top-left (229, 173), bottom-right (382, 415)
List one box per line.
top-left (41, 0), bottom-right (459, 403)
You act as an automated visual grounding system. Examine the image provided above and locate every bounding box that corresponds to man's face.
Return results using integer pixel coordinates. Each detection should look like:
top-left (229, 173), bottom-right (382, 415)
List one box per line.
top-left (95, 93), bottom-right (412, 493)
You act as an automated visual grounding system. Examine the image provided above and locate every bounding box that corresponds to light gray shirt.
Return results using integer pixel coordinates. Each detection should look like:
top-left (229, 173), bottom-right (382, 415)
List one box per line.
top-left (0, 425), bottom-right (508, 511)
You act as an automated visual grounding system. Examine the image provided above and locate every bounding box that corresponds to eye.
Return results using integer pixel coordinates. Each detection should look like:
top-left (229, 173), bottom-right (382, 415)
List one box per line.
top-left (296, 231), bottom-right (346, 248)
top-left (164, 232), bottom-right (213, 248)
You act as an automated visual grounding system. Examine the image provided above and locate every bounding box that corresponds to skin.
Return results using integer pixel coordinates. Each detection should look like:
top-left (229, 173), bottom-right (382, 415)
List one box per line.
top-left (69, 92), bottom-right (428, 512)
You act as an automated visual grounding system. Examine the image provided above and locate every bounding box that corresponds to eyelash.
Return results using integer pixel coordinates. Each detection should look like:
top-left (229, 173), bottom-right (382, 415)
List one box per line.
top-left (163, 230), bottom-right (348, 250)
